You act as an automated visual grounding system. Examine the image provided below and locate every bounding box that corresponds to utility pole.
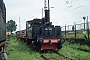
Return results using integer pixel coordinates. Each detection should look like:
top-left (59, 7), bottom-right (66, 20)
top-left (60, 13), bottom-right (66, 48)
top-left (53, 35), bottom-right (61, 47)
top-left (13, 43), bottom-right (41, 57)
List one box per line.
top-left (87, 16), bottom-right (89, 39)
top-left (19, 17), bottom-right (21, 31)
top-left (74, 22), bottom-right (76, 41)
top-left (42, 8), bottom-right (43, 18)
top-left (65, 24), bottom-right (66, 40)
top-left (44, 0), bottom-right (47, 10)
top-left (83, 17), bottom-right (86, 31)
top-left (19, 17), bottom-right (21, 37)
top-left (48, 0), bottom-right (50, 10)
top-left (44, 0), bottom-right (50, 10)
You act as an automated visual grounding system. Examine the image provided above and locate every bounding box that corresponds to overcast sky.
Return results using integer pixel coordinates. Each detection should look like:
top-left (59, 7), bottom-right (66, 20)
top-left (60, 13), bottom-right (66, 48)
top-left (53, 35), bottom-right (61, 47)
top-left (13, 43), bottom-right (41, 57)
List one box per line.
top-left (3, 0), bottom-right (90, 31)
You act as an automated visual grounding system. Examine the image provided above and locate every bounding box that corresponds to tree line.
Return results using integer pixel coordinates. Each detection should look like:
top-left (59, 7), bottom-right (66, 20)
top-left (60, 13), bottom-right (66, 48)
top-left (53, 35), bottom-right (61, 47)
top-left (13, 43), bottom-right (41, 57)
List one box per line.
top-left (6, 19), bottom-right (17, 33)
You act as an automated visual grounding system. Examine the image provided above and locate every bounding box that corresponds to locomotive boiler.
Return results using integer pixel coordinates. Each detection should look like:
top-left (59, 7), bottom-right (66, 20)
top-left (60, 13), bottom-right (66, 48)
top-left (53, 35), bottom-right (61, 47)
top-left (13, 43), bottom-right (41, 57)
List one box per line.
top-left (26, 0), bottom-right (64, 51)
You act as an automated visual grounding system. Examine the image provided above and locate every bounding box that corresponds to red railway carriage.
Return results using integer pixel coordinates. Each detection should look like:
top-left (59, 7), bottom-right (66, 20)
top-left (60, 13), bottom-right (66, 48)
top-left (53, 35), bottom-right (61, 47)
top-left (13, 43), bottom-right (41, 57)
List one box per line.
top-left (16, 30), bottom-right (26, 41)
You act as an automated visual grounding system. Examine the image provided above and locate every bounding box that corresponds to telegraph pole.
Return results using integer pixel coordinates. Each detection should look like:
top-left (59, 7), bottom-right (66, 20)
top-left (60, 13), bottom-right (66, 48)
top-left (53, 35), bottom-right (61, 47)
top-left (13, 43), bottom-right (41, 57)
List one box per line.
top-left (44, 0), bottom-right (47, 10)
top-left (48, 0), bottom-right (50, 10)
top-left (74, 22), bottom-right (76, 41)
top-left (42, 8), bottom-right (43, 18)
top-left (19, 17), bottom-right (21, 31)
top-left (83, 17), bottom-right (86, 31)
top-left (87, 16), bottom-right (89, 39)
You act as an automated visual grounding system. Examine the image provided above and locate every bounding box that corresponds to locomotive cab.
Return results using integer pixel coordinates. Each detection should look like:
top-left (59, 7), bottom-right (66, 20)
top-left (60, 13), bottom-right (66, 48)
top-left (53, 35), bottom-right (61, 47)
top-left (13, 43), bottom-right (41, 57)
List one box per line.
top-left (26, 19), bottom-right (42, 39)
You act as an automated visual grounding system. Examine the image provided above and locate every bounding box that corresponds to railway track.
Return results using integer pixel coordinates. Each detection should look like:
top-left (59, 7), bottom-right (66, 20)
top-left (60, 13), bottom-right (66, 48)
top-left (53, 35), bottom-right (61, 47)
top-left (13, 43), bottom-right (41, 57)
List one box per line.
top-left (40, 50), bottom-right (73, 60)
top-left (41, 54), bottom-right (57, 60)
top-left (54, 51), bottom-right (73, 60)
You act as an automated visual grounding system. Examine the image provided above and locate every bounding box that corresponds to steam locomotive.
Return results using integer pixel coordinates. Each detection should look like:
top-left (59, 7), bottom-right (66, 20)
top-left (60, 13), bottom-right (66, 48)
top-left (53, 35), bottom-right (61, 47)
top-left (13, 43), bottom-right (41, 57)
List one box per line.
top-left (0, 0), bottom-right (6, 59)
top-left (26, 0), bottom-right (64, 51)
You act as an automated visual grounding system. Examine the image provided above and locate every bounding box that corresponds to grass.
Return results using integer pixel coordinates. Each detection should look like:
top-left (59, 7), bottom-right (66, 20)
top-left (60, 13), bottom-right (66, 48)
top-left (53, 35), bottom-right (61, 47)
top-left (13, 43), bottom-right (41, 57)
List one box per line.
top-left (6, 35), bottom-right (42, 60)
top-left (59, 40), bottom-right (90, 60)
top-left (6, 35), bottom-right (90, 60)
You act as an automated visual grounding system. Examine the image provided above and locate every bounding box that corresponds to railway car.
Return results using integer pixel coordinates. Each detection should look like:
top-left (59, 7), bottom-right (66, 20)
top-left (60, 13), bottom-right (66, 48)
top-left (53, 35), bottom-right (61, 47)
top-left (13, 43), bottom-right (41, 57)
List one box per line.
top-left (26, 0), bottom-right (64, 51)
top-left (16, 30), bottom-right (26, 41)
top-left (0, 0), bottom-right (7, 59)
top-left (0, 0), bottom-right (6, 51)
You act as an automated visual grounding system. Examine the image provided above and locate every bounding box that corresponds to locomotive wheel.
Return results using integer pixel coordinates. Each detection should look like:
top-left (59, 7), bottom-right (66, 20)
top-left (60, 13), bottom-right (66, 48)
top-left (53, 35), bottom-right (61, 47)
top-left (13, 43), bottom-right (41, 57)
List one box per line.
top-left (23, 39), bottom-right (26, 43)
top-left (34, 43), bottom-right (41, 51)
top-left (0, 47), bottom-right (2, 52)
top-left (26, 40), bottom-right (30, 45)
top-left (57, 43), bottom-right (62, 50)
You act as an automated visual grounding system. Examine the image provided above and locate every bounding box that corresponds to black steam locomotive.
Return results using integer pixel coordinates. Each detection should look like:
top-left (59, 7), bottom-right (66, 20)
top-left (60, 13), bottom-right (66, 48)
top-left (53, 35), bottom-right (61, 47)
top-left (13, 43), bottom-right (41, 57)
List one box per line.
top-left (0, 0), bottom-right (6, 50)
top-left (26, 0), bottom-right (64, 51)
top-left (0, 0), bottom-right (6, 59)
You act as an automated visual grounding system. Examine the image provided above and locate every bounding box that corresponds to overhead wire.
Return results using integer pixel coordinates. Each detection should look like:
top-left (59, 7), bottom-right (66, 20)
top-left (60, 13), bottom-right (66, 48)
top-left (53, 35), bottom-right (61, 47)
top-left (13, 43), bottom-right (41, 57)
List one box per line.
top-left (65, 0), bottom-right (85, 9)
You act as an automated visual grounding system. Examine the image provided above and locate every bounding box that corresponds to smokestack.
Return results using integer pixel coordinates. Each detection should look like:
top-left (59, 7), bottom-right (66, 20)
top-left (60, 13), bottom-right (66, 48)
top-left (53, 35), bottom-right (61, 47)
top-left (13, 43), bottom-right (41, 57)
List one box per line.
top-left (44, 0), bottom-right (50, 24)
top-left (45, 10), bottom-right (50, 23)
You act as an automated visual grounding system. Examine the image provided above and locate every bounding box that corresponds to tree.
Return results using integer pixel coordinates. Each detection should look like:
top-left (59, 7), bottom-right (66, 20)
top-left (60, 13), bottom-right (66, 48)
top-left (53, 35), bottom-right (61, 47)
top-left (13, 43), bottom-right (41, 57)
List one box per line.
top-left (6, 19), bottom-right (17, 33)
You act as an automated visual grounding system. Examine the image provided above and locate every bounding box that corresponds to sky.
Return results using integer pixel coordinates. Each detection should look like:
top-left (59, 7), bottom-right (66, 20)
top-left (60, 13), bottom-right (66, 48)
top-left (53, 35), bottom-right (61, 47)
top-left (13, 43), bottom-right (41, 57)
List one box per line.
top-left (3, 0), bottom-right (90, 31)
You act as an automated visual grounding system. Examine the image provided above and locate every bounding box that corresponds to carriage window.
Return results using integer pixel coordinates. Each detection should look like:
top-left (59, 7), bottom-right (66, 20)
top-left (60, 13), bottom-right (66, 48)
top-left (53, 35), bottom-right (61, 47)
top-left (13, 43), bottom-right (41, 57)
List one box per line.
top-left (22, 32), bottom-right (24, 34)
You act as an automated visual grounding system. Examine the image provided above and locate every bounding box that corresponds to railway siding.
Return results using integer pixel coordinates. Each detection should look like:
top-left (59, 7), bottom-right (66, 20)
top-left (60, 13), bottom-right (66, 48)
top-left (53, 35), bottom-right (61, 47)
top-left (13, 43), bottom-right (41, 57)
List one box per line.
top-left (6, 35), bottom-right (90, 60)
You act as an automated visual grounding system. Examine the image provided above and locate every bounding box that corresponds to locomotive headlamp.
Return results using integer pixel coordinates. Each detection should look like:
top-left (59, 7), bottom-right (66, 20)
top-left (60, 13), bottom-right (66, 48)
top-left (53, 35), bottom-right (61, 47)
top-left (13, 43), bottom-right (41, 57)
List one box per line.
top-left (38, 38), bottom-right (43, 44)
top-left (48, 27), bottom-right (52, 30)
top-left (45, 28), bottom-right (48, 30)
